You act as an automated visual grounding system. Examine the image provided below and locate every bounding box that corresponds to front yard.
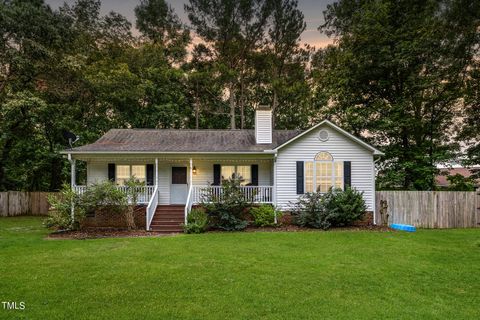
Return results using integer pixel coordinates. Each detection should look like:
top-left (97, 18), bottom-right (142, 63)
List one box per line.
top-left (0, 217), bottom-right (479, 319)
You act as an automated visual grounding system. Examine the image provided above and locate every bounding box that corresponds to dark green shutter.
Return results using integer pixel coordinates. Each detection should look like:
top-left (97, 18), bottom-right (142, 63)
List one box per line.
top-left (344, 161), bottom-right (351, 189)
top-left (146, 164), bottom-right (154, 185)
top-left (296, 161), bottom-right (304, 194)
top-left (213, 164), bottom-right (221, 185)
top-left (251, 164), bottom-right (259, 186)
top-left (108, 163), bottom-right (115, 182)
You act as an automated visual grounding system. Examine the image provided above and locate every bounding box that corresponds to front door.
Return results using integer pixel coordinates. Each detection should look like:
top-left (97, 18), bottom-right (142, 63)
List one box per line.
top-left (170, 167), bottom-right (188, 204)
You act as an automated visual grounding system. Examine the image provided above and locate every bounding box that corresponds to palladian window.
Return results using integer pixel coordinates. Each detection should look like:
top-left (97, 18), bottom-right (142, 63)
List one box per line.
top-left (305, 152), bottom-right (343, 193)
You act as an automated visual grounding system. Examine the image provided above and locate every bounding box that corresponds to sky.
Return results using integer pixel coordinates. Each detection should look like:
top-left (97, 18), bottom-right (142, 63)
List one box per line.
top-left (45, 0), bottom-right (334, 48)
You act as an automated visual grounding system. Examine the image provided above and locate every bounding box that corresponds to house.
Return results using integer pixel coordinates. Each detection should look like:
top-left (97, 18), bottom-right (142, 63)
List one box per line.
top-left (63, 107), bottom-right (384, 232)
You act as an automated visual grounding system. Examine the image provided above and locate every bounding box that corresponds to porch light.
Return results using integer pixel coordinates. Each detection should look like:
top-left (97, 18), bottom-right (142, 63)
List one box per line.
top-left (192, 166), bottom-right (197, 175)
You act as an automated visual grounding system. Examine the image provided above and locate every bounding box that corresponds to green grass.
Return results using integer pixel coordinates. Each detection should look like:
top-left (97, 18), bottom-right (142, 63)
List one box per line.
top-left (0, 217), bottom-right (479, 319)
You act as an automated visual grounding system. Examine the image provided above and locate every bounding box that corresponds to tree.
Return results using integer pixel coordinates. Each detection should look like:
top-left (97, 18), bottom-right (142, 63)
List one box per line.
top-left (316, 0), bottom-right (480, 190)
top-left (186, 0), bottom-right (272, 129)
top-left (262, 0), bottom-right (306, 127)
top-left (135, 0), bottom-right (190, 63)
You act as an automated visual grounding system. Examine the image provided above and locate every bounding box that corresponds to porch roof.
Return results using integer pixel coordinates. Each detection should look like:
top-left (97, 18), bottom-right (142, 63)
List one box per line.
top-left (66, 129), bottom-right (301, 153)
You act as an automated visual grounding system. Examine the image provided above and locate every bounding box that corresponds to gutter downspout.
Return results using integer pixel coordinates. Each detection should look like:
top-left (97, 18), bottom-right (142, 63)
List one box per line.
top-left (273, 153), bottom-right (278, 224)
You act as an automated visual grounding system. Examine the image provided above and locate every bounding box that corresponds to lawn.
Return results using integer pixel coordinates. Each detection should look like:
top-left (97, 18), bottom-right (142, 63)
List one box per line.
top-left (0, 217), bottom-right (479, 319)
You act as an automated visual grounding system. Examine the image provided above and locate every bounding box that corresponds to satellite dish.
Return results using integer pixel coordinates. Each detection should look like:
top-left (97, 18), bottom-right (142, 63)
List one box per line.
top-left (62, 130), bottom-right (80, 149)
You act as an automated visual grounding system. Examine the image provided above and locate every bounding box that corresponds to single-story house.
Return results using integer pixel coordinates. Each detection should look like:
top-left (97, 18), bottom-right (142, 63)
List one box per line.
top-left (63, 107), bottom-right (384, 232)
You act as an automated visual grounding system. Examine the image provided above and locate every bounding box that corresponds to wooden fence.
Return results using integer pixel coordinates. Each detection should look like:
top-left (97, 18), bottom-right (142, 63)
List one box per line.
top-left (0, 192), bottom-right (57, 217)
top-left (375, 191), bottom-right (480, 228)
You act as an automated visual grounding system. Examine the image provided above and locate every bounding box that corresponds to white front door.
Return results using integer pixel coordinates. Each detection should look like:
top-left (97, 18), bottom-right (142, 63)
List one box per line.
top-left (170, 167), bottom-right (188, 204)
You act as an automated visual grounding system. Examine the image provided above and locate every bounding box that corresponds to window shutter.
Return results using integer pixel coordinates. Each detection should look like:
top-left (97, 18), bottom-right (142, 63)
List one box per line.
top-left (296, 161), bottom-right (304, 194)
top-left (108, 163), bottom-right (115, 182)
top-left (344, 161), bottom-right (351, 189)
top-left (146, 164), bottom-right (154, 186)
top-left (251, 164), bottom-right (259, 186)
top-left (213, 164), bottom-right (221, 185)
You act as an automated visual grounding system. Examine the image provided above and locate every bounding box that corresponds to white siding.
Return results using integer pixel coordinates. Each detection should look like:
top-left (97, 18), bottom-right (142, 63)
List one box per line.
top-left (84, 158), bottom-right (273, 205)
top-left (255, 110), bottom-right (272, 144)
top-left (275, 124), bottom-right (375, 211)
top-left (191, 160), bottom-right (272, 185)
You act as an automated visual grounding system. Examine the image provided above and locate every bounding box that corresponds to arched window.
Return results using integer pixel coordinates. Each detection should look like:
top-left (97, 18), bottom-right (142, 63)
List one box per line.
top-left (315, 151), bottom-right (333, 161)
top-left (305, 152), bottom-right (343, 193)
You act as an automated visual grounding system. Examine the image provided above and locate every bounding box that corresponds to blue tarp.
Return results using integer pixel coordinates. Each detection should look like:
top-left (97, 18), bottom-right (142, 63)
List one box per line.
top-left (390, 224), bottom-right (416, 232)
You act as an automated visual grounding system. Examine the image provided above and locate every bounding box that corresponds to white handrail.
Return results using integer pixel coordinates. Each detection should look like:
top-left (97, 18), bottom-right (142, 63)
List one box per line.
top-left (146, 185), bottom-right (159, 231)
top-left (191, 185), bottom-right (273, 204)
top-left (184, 185), bottom-right (194, 225)
top-left (72, 185), bottom-right (154, 204)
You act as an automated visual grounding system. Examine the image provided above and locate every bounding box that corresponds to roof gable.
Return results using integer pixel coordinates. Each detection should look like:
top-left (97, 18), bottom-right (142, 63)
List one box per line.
top-left (274, 120), bottom-right (384, 155)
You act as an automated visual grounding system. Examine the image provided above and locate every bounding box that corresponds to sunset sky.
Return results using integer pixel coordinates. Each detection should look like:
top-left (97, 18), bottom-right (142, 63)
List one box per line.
top-left (45, 0), bottom-right (335, 48)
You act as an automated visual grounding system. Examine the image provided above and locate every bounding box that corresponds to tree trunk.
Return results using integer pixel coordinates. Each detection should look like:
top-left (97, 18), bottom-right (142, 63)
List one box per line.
top-left (272, 89), bottom-right (278, 129)
top-left (229, 83), bottom-right (236, 129)
top-left (240, 79), bottom-right (245, 129)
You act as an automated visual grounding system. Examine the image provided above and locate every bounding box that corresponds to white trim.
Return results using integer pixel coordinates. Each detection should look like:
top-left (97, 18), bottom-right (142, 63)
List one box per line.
top-left (274, 120), bottom-right (384, 155)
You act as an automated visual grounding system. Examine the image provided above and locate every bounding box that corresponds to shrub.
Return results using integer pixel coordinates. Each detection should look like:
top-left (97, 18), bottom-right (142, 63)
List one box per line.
top-left (78, 181), bottom-right (128, 221)
top-left (290, 192), bottom-right (331, 229)
top-left (250, 204), bottom-right (281, 227)
top-left (290, 187), bottom-right (367, 230)
top-left (183, 208), bottom-right (209, 234)
top-left (203, 178), bottom-right (249, 231)
top-left (45, 184), bottom-right (84, 230)
top-left (124, 178), bottom-right (144, 229)
top-left (324, 187), bottom-right (367, 227)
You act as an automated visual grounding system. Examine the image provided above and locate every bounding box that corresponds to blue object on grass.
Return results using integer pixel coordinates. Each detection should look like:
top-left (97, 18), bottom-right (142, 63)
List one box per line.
top-left (390, 224), bottom-right (416, 232)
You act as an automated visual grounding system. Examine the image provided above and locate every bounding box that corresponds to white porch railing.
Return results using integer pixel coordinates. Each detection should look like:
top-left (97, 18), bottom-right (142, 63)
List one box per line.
top-left (146, 185), bottom-right (159, 231)
top-left (191, 185), bottom-right (273, 204)
top-left (72, 185), bottom-right (155, 204)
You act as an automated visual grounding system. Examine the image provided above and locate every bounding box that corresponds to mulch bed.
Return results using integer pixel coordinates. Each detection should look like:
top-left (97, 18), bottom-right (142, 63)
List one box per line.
top-left (47, 229), bottom-right (174, 240)
top-left (48, 224), bottom-right (393, 240)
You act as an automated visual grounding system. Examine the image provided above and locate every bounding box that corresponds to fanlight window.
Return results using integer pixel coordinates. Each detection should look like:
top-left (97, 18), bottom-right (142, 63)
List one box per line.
top-left (305, 152), bottom-right (343, 193)
top-left (315, 151), bottom-right (333, 161)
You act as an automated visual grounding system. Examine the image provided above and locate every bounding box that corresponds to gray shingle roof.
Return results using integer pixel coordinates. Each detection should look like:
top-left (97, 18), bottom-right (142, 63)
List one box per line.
top-left (69, 129), bottom-right (302, 153)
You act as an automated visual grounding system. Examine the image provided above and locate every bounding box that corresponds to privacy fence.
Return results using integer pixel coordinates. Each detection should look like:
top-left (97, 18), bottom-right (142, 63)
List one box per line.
top-left (0, 192), bottom-right (56, 217)
top-left (375, 191), bottom-right (480, 228)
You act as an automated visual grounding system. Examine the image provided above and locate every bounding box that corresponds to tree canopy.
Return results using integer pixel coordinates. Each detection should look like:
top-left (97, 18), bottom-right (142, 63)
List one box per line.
top-left (0, 0), bottom-right (478, 191)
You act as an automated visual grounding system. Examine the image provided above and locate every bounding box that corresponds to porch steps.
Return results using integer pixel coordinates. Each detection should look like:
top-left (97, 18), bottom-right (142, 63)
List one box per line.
top-left (150, 205), bottom-right (184, 233)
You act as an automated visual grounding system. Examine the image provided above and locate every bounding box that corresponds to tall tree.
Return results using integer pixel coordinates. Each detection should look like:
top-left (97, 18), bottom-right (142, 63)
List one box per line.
top-left (263, 0), bottom-right (306, 127)
top-left (316, 0), bottom-right (480, 190)
top-left (185, 0), bottom-right (272, 129)
top-left (135, 0), bottom-right (190, 63)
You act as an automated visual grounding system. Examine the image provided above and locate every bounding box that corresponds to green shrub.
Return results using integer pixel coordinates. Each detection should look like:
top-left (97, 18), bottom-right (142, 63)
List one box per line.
top-left (290, 192), bottom-right (331, 229)
top-left (250, 204), bottom-right (280, 227)
top-left (324, 187), bottom-right (367, 227)
top-left (183, 208), bottom-right (209, 234)
top-left (45, 184), bottom-right (84, 230)
top-left (78, 181), bottom-right (128, 217)
top-left (203, 178), bottom-right (249, 231)
top-left (290, 187), bottom-right (366, 230)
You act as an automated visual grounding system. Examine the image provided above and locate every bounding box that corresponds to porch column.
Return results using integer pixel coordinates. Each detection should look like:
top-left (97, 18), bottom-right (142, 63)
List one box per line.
top-left (68, 153), bottom-right (76, 220)
top-left (189, 158), bottom-right (193, 187)
top-left (273, 154), bottom-right (277, 224)
top-left (155, 158), bottom-right (158, 186)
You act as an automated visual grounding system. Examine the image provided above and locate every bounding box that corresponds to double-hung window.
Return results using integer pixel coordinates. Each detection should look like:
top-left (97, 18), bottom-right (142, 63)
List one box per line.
top-left (221, 165), bottom-right (252, 185)
top-left (305, 152), bottom-right (343, 193)
top-left (115, 165), bottom-right (146, 185)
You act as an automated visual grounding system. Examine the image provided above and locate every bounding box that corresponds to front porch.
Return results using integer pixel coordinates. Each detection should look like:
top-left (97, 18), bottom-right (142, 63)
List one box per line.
top-left (69, 155), bottom-right (275, 232)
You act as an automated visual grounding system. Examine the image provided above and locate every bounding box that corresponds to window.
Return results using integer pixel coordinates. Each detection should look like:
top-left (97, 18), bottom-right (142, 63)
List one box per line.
top-left (305, 152), bottom-right (343, 193)
top-left (221, 165), bottom-right (252, 185)
top-left (116, 165), bottom-right (146, 185)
